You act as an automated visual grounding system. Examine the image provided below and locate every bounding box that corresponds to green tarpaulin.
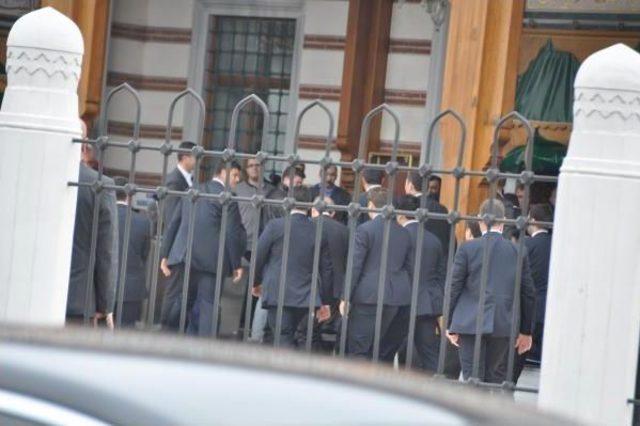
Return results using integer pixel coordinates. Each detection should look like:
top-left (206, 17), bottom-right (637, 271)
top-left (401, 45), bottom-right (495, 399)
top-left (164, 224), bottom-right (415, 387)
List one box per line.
top-left (515, 40), bottom-right (580, 123)
top-left (500, 131), bottom-right (567, 176)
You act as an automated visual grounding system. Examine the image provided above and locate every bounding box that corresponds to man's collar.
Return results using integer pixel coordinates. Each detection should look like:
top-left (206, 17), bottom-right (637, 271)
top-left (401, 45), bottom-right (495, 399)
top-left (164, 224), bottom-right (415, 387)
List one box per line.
top-left (403, 219), bottom-right (419, 228)
top-left (366, 184), bottom-right (381, 191)
top-left (291, 210), bottom-right (307, 217)
top-left (116, 201), bottom-right (128, 207)
top-left (482, 229), bottom-right (502, 236)
top-left (177, 164), bottom-right (192, 186)
top-left (532, 229), bottom-right (549, 237)
top-left (212, 177), bottom-right (225, 188)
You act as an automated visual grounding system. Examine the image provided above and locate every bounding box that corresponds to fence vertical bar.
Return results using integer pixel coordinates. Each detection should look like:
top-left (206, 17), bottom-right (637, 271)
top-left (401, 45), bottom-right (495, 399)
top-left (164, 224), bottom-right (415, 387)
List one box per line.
top-left (212, 94), bottom-right (270, 338)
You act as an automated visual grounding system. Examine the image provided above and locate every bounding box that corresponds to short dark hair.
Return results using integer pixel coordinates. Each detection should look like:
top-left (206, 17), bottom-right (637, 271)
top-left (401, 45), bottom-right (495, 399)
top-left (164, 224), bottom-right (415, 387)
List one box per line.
top-left (323, 163), bottom-right (338, 173)
top-left (396, 194), bottom-right (419, 212)
top-left (407, 171), bottom-right (423, 191)
top-left (294, 163), bottom-right (306, 179)
top-left (367, 187), bottom-right (388, 208)
top-left (466, 220), bottom-right (482, 239)
top-left (282, 166), bottom-right (305, 181)
top-left (177, 141), bottom-right (196, 161)
top-left (529, 203), bottom-right (553, 224)
top-left (213, 160), bottom-right (241, 176)
top-left (362, 169), bottom-right (384, 185)
top-left (479, 199), bottom-right (506, 220)
top-left (293, 185), bottom-right (311, 204)
top-left (428, 175), bottom-right (442, 184)
top-left (113, 176), bottom-right (128, 202)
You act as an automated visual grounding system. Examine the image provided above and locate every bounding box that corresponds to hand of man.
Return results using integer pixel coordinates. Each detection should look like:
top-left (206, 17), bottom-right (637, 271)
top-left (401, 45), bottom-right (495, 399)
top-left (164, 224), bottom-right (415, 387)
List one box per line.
top-left (252, 284), bottom-right (262, 298)
top-left (93, 312), bottom-right (114, 330)
top-left (160, 258), bottom-right (171, 277)
top-left (316, 305), bottom-right (331, 323)
top-left (446, 330), bottom-right (459, 347)
top-left (338, 300), bottom-right (347, 316)
top-left (515, 333), bottom-right (532, 355)
top-left (233, 268), bottom-right (243, 283)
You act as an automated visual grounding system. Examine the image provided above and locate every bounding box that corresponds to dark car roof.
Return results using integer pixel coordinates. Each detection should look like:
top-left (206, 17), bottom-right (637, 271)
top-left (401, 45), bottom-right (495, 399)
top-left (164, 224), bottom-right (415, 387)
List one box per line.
top-left (0, 326), bottom-right (573, 425)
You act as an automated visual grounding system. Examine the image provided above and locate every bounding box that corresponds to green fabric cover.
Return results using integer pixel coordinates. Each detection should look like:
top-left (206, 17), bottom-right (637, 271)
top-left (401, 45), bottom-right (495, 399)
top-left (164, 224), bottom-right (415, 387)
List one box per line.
top-left (500, 131), bottom-right (567, 176)
top-left (515, 40), bottom-right (580, 123)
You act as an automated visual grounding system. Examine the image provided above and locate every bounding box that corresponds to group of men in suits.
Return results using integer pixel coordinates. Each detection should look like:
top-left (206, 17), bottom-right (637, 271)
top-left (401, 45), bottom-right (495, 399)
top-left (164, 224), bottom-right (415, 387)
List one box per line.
top-left (68, 134), bottom-right (553, 386)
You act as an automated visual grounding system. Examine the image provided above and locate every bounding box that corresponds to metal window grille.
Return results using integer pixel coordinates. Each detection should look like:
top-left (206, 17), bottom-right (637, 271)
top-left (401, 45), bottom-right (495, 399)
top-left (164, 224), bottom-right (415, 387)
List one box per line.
top-left (72, 83), bottom-right (564, 398)
top-left (202, 15), bottom-right (295, 178)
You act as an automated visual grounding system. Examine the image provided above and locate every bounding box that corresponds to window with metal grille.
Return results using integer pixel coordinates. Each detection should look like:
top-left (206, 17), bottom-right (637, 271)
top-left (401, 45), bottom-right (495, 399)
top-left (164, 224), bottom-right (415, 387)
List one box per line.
top-left (202, 15), bottom-right (296, 178)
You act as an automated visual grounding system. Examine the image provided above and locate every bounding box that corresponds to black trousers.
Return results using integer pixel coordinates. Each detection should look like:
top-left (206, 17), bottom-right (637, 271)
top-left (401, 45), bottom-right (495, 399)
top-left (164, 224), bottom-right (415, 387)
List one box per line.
top-left (116, 301), bottom-right (143, 327)
top-left (160, 264), bottom-right (196, 331)
top-left (266, 306), bottom-right (308, 349)
top-left (188, 270), bottom-right (221, 337)
top-left (347, 304), bottom-right (409, 361)
top-left (458, 334), bottom-right (510, 384)
top-left (414, 315), bottom-right (441, 372)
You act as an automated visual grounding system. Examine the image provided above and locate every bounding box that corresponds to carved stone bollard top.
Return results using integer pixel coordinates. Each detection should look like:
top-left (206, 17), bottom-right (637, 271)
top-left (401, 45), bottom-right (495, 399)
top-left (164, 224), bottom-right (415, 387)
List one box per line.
top-left (0, 6), bottom-right (84, 134)
top-left (566, 43), bottom-right (640, 173)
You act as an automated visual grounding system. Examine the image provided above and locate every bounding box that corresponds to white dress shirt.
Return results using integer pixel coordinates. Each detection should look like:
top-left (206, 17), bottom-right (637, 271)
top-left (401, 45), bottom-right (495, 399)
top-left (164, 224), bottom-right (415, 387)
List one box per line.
top-left (177, 164), bottom-right (193, 188)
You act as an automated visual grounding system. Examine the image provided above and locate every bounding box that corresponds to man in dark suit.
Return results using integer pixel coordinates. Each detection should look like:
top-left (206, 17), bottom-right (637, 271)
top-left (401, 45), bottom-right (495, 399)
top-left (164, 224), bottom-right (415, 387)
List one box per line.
top-left (159, 141), bottom-right (196, 330)
top-left (396, 195), bottom-right (445, 372)
top-left (427, 175), bottom-right (442, 203)
top-left (160, 161), bottom-right (246, 336)
top-left (67, 144), bottom-right (119, 328)
top-left (446, 199), bottom-right (535, 383)
top-left (404, 172), bottom-right (452, 263)
top-left (344, 188), bottom-right (414, 361)
top-left (357, 169), bottom-right (385, 226)
top-left (512, 203), bottom-right (554, 382)
top-left (310, 164), bottom-right (351, 225)
top-left (496, 179), bottom-right (521, 241)
top-left (163, 141), bottom-right (196, 227)
top-left (311, 196), bottom-right (349, 302)
top-left (253, 186), bottom-right (333, 348)
top-left (524, 203), bottom-right (553, 362)
top-left (113, 177), bottom-right (151, 327)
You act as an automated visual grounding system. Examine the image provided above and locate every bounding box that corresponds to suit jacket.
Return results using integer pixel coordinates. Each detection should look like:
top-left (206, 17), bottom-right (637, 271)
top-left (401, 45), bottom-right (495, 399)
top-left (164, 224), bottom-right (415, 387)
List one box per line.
top-left (448, 232), bottom-right (535, 337)
top-left (315, 215), bottom-right (349, 300)
top-left (310, 184), bottom-right (352, 225)
top-left (357, 187), bottom-right (381, 226)
top-left (524, 232), bottom-right (551, 324)
top-left (255, 213), bottom-right (333, 308)
top-left (67, 163), bottom-right (119, 315)
top-left (350, 216), bottom-right (413, 306)
top-left (161, 180), bottom-right (246, 280)
top-left (162, 167), bottom-right (190, 230)
top-left (404, 222), bottom-right (446, 316)
top-left (412, 194), bottom-right (453, 264)
top-left (116, 204), bottom-right (151, 301)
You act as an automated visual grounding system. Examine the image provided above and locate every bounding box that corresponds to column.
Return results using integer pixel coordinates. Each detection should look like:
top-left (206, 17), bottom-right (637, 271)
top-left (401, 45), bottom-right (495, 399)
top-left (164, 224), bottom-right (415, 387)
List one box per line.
top-left (439, 0), bottom-right (524, 217)
top-left (0, 7), bottom-right (84, 325)
top-left (538, 43), bottom-right (640, 425)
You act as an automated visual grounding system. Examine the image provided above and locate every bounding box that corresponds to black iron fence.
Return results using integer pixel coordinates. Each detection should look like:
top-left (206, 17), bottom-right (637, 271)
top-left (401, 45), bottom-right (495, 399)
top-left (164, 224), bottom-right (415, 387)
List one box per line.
top-left (69, 83), bottom-right (557, 394)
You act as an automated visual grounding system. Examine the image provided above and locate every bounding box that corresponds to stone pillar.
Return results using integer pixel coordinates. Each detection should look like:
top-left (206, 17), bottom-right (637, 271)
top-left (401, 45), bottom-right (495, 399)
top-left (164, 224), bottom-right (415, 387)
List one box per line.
top-left (538, 43), bottom-right (640, 425)
top-left (0, 7), bottom-right (84, 325)
top-left (421, 0), bottom-right (450, 166)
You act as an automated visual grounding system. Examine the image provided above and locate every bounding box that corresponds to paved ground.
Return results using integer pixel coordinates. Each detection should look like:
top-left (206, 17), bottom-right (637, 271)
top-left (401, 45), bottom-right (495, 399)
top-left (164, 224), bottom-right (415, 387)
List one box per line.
top-left (515, 366), bottom-right (540, 406)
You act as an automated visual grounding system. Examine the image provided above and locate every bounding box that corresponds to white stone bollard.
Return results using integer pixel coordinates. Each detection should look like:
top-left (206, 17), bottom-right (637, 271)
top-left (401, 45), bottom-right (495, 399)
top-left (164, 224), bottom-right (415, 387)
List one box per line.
top-left (0, 7), bottom-right (84, 326)
top-left (539, 43), bottom-right (640, 425)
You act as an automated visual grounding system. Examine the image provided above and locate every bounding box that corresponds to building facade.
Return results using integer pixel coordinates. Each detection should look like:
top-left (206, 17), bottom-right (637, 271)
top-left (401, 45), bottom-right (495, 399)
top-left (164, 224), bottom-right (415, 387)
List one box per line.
top-left (1, 0), bottom-right (639, 214)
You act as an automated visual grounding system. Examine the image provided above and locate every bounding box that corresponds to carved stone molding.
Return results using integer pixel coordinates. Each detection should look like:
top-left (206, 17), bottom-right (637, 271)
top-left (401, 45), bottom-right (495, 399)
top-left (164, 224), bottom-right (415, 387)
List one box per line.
top-left (6, 47), bottom-right (82, 83)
